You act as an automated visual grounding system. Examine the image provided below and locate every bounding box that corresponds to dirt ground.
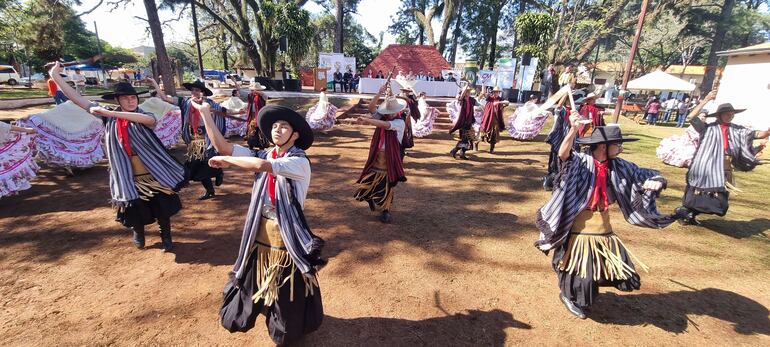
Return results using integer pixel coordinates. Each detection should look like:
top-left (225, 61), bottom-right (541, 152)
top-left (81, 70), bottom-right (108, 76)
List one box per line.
top-left (1, 119), bottom-right (769, 346)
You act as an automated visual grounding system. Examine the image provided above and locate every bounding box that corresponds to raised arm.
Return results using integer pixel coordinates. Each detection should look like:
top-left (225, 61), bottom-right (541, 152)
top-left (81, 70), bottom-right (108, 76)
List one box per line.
top-left (368, 84), bottom-right (388, 114)
top-left (189, 100), bottom-right (234, 155)
top-left (559, 110), bottom-right (581, 162)
top-left (146, 77), bottom-right (176, 104)
top-left (48, 62), bottom-right (92, 110)
top-left (356, 116), bottom-right (393, 129)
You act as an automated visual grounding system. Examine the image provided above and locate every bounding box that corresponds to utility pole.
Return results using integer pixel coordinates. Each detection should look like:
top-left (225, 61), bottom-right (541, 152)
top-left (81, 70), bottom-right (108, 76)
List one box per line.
top-left (190, 1), bottom-right (205, 79)
top-left (94, 21), bottom-right (106, 87)
top-left (612, 0), bottom-right (649, 123)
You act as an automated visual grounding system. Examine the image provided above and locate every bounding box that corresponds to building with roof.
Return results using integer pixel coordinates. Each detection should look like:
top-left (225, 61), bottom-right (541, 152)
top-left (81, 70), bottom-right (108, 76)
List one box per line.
top-left (362, 44), bottom-right (452, 78)
top-left (714, 42), bottom-right (770, 129)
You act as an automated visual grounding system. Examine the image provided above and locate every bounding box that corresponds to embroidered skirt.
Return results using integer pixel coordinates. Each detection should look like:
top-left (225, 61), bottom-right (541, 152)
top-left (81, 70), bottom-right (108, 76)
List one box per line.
top-left (252, 217), bottom-right (323, 345)
top-left (116, 155), bottom-right (182, 228)
top-left (354, 151), bottom-right (395, 211)
top-left (552, 209), bottom-right (646, 307)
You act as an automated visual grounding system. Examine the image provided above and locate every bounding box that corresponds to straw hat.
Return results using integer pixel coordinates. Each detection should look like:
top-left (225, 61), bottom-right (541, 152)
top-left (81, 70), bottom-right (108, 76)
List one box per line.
top-left (249, 82), bottom-right (266, 91)
top-left (377, 96), bottom-right (407, 115)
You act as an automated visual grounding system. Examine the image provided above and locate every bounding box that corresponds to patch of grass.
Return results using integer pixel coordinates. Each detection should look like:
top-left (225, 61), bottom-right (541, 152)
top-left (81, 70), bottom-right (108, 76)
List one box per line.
top-left (0, 86), bottom-right (150, 99)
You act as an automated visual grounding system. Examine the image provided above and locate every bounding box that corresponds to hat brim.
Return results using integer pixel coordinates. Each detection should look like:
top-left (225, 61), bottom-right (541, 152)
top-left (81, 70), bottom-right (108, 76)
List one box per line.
top-left (376, 98), bottom-right (407, 114)
top-left (183, 82), bottom-right (213, 96)
top-left (257, 105), bottom-right (314, 150)
top-left (576, 136), bottom-right (639, 145)
top-left (707, 108), bottom-right (745, 117)
top-left (250, 85), bottom-right (266, 91)
top-left (101, 92), bottom-right (147, 100)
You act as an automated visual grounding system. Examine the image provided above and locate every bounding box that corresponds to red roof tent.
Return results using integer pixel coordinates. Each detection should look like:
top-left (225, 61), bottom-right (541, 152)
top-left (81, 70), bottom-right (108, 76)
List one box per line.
top-left (363, 44), bottom-right (452, 77)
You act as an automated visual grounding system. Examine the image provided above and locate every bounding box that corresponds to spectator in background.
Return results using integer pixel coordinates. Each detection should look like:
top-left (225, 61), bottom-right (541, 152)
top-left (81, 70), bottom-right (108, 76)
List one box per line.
top-left (435, 72), bottom-right (444, 82)
top-left (676, 97), bottom-right (691, 127)
top-left (71, 68), bottom-right (87, 93)
top-left (350, 70), bottom-right (361, 92)
top-left (47, 73), bottom-right (69, 105)
top-left (646, 97), bottom-right (661, 125)
top-left (663, 97), bottom-right (678, 122)
top-left (333, 69), bottom-right (344, 92)
top-left (540, 64), bottom-right (557, 100)
top-left (375, 70), bottom-right (385, 79)
top-left (558, 65), bottom-right (575, 88)
top-left (343, 68), bottom-right (353, 93)
top-left (446, 72), bottom-right (456, 82)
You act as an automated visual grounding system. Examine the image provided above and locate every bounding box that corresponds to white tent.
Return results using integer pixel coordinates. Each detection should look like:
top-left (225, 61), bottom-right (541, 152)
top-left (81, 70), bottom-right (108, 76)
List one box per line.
top-left (627, 70), bottom-right (696, 92)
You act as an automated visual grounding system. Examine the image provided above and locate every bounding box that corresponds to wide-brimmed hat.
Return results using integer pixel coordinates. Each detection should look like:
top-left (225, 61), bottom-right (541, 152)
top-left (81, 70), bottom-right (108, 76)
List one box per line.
top-left (707, 103), bottom-right (745, 117)
top-left (182, 80), bottom-right (213, 96)
top-left (492, 84), bottom-right (502, 92)
top-left (377, 97), bottom-right (407, 115)
top-left (101, 82), bottom-right (146, 100)
top-left (576, 125), bottom-right (638, 145)
top-left (257, 105), bottom-right (314, 150)
top-left (249, 82), bottom-right (266, 91)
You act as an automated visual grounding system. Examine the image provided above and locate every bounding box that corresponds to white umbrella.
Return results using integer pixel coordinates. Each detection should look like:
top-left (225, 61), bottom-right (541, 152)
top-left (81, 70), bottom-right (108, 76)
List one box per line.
top-left (627, 70), bottom-right (696, 92)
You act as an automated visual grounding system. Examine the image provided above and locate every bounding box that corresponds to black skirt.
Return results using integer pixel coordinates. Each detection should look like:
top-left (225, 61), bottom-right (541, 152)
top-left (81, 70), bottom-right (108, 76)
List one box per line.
top-left (257, 264), bottom-right (324, 345)
top-left (682, 185), bottom-right (729, 216)
top-left (185, 157), bottom-right (223, 182)
top-left (116, 192), bottom-right (182, 228)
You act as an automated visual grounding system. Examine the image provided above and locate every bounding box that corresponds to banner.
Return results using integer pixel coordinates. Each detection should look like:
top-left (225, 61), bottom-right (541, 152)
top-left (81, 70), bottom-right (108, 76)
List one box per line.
top-left (477, 70), bottom-right (497, 87)
top-left (463, 60), bottom-right (479, 86)
top-left (517, 57), bottom-right (539, 91)
top-left (495, 58), bottom-right (517, 89)
top-left (318, 53), bottom-right (356, 81)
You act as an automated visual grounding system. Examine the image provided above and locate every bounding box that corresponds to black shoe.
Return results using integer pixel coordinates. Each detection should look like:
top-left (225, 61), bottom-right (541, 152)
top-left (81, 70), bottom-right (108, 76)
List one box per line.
top-left (559, 294), bottom-right (586, 319)
top-left (459, 153), bottom-right (469, 160)
top-left (160, 230), bottom-right (173, 252)
top-left (367, 200), bottom-right (376, 211)
top-left (215, 174), bottom-right (223, 186)
top-left (198, 191), bottom-right (215, 200)
top-left (132, 229), bottom-right (145, 249)
top-left (449, 148), bottom-right (458, 159)
top-left (379, 210), bottom-right (392, 223)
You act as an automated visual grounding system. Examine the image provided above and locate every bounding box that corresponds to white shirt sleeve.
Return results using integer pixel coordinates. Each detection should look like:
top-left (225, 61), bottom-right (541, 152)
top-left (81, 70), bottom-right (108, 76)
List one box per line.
top-left (388, 119), bottom-right (406, 145)
top-left (269, 155), bottom-right (311, 182)
top-left (231, 144), bottom-right (253, 157)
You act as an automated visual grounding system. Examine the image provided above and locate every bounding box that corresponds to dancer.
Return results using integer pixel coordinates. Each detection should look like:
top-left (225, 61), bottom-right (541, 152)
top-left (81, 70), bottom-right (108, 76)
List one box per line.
top-left (245, 82), bottom-right (270, 150)
top-left (138, 91), bottom-right (183, 148)
top-left (536, 115), bottom-right (676, 319)
top-left (448, 84), bottom-right (478, 159)
top-left (508, 94), bottom-right (550, 140)
top-left (397, 85), bottom-right (417, 156)
top-left (354, 85), bottom-right (407, 223)
top-left (675, 100), bottom-right (770, 225)
top-left (413, 92), bottom-right (438, 138)
top-left (479, 85), bottom-right (509, 153)
top-left (191, 101), bottom-right (326, 345)
top-left (0, 122), bottom-right (38, 198)
top-left (577, 92), bottom-right (605, 137)
top-left (49, 62), bottom-right (186, 251)
top-left (149, 78), bottom-right (243, 200)
top-left (543, 94), bottom-right (572, 190)
top-left (220, 89), bottom-right (248, 138)
top-left (305, 88), bottom-right (338, 132)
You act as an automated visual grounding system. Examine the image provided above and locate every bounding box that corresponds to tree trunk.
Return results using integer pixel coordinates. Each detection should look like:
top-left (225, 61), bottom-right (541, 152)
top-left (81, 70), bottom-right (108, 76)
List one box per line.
top-left (334, 0), bottom-right (344, 53)
top-left (143, 0), bottom-right (176, 95)
top-left (479, 35), bottom-right (491, 70)
top-left (549, 0), bottom-right (568, 63)
top-left (414, 0), bottom-right (424, 45)
top-left (700, 0), bottom-right (735, 95)
top-left (413, 7), bottom-right (437, 46)
top-left (560, 0), bottom-right (631, 63)
top-left (487, 1), bottom-right (504, 69)
top-left (448, 0), bottom-right (464, 64)
top-left (437, 0), bottom-right (457, 54)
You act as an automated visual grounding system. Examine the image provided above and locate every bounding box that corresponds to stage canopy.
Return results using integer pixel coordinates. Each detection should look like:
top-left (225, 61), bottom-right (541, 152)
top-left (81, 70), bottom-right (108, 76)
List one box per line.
top-left (627, 70), bottom-right (696, 92)
top-left (363, 44), bottom-right (452, 77)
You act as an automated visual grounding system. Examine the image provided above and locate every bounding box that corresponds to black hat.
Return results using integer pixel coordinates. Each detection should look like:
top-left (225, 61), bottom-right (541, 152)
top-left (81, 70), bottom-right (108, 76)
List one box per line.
top-left (707, 103), bottom-right (745, 117)
top-left (101, 82), bottom-right (145, 100)
top-left (182, 80), bottom-right (213, 96)
top-left (576, 125), bottom-right (638, 145)
top-left (258, 105), bottom-right (314, 150)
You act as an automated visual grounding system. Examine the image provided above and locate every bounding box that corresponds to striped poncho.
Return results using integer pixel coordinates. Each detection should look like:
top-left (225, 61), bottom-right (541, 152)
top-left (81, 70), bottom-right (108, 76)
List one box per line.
top-left (535, 151), bottom-right (676, 252)
top-left (687, 118), bottom-right (759, 191)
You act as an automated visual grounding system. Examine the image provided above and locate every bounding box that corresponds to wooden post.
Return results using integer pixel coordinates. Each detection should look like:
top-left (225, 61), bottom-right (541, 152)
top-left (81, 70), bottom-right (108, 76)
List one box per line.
top-left (612, 0), bottom-right (649, 123)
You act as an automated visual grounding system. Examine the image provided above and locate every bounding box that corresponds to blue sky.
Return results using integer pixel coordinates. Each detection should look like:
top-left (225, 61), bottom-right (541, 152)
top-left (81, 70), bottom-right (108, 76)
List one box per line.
top-left (74, 0), bottom-right (400, 49)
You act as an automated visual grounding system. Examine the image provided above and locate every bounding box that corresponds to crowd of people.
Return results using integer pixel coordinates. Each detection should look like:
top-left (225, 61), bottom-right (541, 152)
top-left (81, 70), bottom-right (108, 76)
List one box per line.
top-left (1, 57), bottom-right (769, 345)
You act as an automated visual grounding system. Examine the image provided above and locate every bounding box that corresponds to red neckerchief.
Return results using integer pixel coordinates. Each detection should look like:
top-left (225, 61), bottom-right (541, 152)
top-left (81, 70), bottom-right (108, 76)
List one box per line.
top-left (116, 118), bottom-right (132, 155)
top-left (188, 103), bottom-right (201, 136)
top-left (589, 159), bottom-right (609, 211)
top-left (378, 127), bottom-right (386, 148)
top-left (719, 123), bottom-right (729, 152)
top-left (267, 148), bottom-right (287, 205)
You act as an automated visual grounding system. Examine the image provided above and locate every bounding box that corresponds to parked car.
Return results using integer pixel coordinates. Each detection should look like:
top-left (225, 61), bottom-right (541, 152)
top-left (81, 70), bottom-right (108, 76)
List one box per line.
top-left (20, 72), bottom-right (46, 84)
top-left (0, 65), bottom-right (21, 85)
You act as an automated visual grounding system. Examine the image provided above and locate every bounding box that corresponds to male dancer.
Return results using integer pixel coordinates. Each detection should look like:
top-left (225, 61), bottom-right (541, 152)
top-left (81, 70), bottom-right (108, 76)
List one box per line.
top-left (536, 113), bottom-right (676, 319)
top-left (448, 84), bottom-right (477, 160)
top-left (245, 82), bottom-right (270, 150)
top-left (675, 98), bottom-right (770, 225)
top-left (479, 85), bottom-right (509, 153)
top-left (354, 84), bottom-right (408, 223)
top-left (149, 78), bottom-right (245, 200)
top-left (193, 101), bottom-right (326, 345)
top-left (577, 92), bottom-right (605, 137)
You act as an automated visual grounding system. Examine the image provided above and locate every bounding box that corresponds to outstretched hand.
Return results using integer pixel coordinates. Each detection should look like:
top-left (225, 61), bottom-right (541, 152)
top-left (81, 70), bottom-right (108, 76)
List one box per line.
top-left (89, 106), bottom-right (112, 117)
top-left (642, 180), bottom-right (664, 192)
top-left (208, 156), bottom-right (231, 169)
top-left (190, 100), bottom-right (211, 113)
top-left (568, 110), bottom-right (581, 128)
top-left (48, 61), bottom-right (63, 76)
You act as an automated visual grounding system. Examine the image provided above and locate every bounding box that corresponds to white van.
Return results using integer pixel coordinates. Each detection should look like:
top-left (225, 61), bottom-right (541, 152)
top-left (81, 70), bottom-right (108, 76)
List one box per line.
top-left (0, 65), bottom-right (21, 85)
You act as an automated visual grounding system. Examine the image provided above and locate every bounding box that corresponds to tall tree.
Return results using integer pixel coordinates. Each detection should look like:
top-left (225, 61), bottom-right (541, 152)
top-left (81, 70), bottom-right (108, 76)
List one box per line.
top-left (701, 0), bottom-right (737, 94)
top-left (143, 0), bottom-right (176, 95)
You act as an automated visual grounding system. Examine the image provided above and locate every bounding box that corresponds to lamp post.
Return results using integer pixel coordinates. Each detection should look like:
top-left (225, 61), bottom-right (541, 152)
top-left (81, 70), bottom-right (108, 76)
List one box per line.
top-left (612, 0), bottom-right (649, 123)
